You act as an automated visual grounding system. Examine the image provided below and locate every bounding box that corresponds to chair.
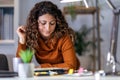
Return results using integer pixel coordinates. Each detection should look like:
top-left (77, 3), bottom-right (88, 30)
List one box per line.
top-left (0, 54), bottom-right (9, 70)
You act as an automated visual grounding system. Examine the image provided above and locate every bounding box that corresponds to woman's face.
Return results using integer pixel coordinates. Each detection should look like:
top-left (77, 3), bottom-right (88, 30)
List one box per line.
top-left (38, 14), bottom-right (56, 39)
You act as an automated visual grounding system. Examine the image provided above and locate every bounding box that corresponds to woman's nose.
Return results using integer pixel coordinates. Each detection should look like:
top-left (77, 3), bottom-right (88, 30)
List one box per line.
top-left (45, 24), bottom-right (50, 31)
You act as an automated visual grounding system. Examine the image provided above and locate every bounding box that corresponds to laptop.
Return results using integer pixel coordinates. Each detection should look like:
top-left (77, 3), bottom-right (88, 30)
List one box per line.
top-left (0, 70), bottom-right (18, 77)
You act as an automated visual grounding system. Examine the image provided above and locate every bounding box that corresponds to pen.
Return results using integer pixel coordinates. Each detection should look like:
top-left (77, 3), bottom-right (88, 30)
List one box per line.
top-left (34, 71), bottom-right (58, 76)
top-left (34, 71), bottom-right (49, 76)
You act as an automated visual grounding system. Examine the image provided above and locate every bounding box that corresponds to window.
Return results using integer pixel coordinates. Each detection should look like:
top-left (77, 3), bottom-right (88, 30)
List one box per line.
top-left (0, 7), bottom-right (14, 40)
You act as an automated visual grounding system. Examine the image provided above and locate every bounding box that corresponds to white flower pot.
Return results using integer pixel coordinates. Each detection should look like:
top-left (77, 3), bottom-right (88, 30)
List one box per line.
top-left (18, 63), bottom-right (34, 77)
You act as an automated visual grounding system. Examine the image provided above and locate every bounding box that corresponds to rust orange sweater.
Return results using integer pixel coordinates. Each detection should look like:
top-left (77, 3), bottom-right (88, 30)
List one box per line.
top-left (16, 34), bottom-right (80, 70)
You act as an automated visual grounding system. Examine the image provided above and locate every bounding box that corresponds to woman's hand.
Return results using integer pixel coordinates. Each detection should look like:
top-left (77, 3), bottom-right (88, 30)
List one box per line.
top-left (16, 25), bottom-right (26, 44)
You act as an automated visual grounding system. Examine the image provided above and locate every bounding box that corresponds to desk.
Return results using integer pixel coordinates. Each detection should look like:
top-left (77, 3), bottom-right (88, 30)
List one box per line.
top-left (1, 76), bottom-right (120, 80)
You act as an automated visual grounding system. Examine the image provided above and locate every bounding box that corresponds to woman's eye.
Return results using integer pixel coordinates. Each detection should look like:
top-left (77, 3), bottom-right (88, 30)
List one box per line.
top-left (40, 22), bottom-right (46, 25)
top-left (42, 23), bottom-right (46, 25)
top-left (38, 20), bottom-right (46, 25)
top-left (50, 22), bottom-right (56, 25)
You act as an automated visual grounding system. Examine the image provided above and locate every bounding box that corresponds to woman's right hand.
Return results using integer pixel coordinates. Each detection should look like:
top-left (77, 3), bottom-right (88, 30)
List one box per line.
top-left (16, 25), bottom-right (26, 44)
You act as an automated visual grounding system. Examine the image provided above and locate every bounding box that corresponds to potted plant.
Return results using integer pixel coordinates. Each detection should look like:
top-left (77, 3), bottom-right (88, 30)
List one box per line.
top-left (74, 25), bottom-right (96, 56)
top-left (74, 25), bottom-right (97, 70)
top-left (18, 49), bottom-right (34, 77)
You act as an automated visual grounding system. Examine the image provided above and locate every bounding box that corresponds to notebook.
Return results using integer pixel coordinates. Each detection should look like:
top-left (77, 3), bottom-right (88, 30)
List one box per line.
top-left (34, 68), bottom-right (68, 76)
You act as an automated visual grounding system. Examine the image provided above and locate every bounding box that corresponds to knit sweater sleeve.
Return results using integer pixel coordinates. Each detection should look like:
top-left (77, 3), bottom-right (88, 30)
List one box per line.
top-left (61, 35), bottom-right (80, 69)
top-left (16, 42), bottom-right (26, 57)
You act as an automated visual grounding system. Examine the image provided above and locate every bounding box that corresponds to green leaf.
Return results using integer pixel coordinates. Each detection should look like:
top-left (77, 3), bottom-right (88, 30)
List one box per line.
top-left (19, 49), bottom-right (34, 63)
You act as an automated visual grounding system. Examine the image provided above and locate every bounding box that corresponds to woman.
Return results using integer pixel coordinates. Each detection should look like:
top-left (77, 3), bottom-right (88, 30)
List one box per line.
top-left (16, 1), bottom-right (80, 70)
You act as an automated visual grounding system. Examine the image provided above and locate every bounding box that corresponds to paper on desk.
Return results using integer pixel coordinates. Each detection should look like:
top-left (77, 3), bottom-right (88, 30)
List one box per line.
top-left (64, 71), bottom-right (93, 77)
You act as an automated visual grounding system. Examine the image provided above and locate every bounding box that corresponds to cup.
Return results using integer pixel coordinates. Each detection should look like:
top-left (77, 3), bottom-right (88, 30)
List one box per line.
top-left (13, 57), bottom-right (22, 72)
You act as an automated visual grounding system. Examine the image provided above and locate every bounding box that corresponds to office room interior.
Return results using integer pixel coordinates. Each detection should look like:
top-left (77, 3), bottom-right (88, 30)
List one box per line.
top-left (0, 0), bottom-right (120, 73)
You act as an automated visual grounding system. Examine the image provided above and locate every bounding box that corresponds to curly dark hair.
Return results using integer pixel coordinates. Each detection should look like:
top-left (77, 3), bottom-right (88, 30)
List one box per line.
top-left (25, 1), bottom-right (74, 49)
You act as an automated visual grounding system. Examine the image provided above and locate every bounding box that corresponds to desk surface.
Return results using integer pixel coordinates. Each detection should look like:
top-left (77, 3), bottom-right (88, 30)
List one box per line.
top-left (1, 76), bottom-right (120, 80)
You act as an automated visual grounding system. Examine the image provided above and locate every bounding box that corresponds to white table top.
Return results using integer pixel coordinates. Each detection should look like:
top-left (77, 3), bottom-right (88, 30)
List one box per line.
top-left (1, 75), bottom-right (120, 80)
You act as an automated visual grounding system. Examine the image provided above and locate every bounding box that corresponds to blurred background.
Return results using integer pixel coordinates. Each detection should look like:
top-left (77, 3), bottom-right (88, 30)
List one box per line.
top-left (0, 0), bottom-right (120, 73)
